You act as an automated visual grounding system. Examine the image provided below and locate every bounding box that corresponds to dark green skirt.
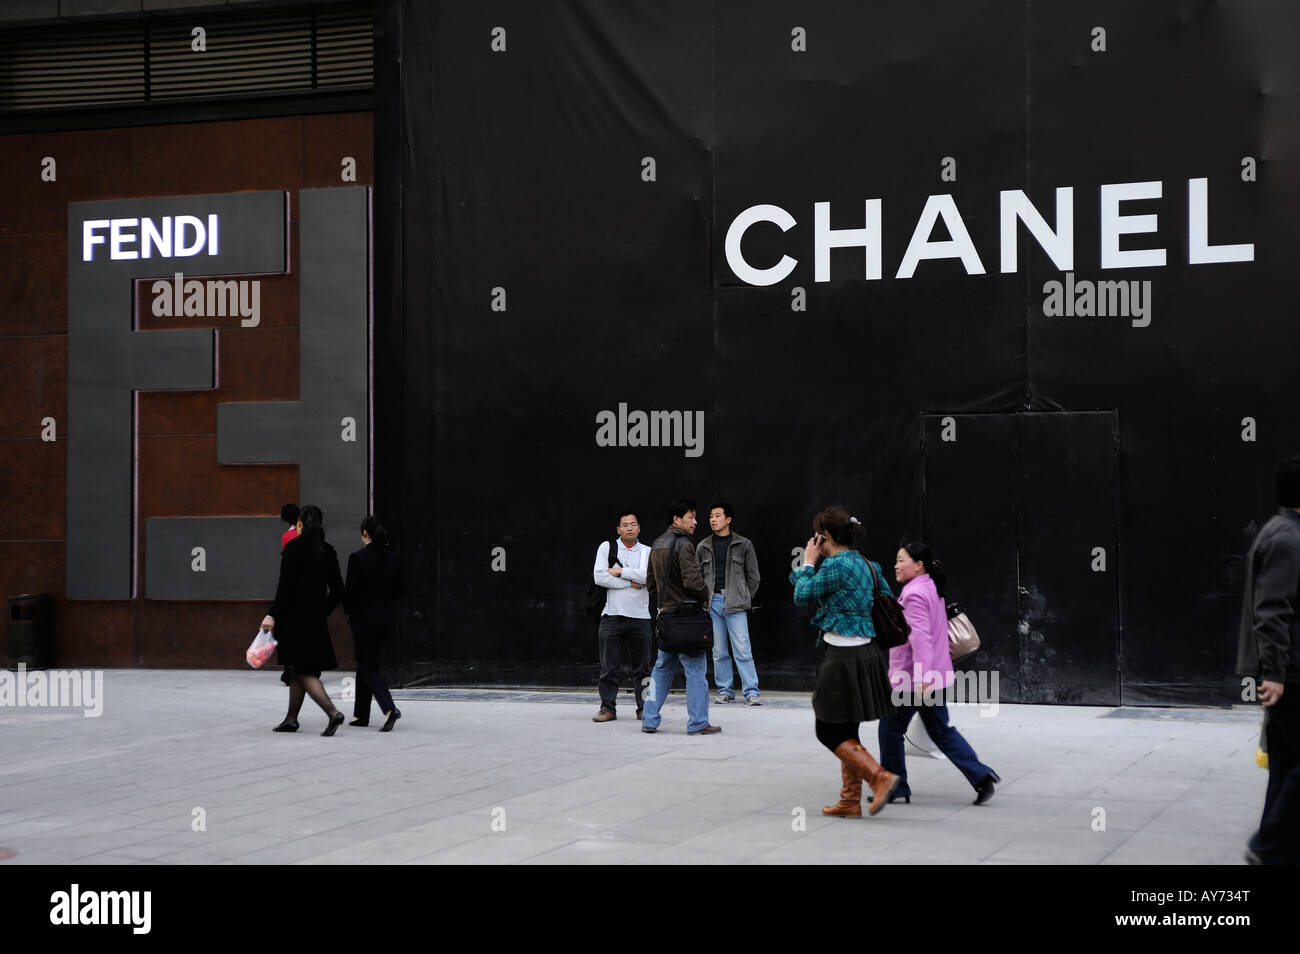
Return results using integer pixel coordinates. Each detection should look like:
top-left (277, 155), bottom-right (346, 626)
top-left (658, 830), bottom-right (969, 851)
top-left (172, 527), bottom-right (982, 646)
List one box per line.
top-left (812, 642), bottom-right (897, 723)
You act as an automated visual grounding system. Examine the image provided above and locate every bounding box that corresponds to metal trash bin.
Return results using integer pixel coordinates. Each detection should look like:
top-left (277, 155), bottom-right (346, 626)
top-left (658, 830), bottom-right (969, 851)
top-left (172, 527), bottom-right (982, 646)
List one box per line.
top-left (8, 594), bottom-right (54, 669)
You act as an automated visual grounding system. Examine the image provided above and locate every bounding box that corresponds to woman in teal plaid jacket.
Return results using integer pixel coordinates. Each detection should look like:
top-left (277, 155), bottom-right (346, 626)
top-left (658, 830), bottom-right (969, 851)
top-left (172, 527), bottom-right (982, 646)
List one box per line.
top-left (791, 505), bottom-right (900, 817)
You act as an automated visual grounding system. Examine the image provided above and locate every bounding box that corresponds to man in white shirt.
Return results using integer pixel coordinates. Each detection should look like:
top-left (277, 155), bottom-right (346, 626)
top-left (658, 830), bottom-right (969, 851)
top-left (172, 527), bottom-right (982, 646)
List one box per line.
top-left (593, 510), bottom-right (653, 722)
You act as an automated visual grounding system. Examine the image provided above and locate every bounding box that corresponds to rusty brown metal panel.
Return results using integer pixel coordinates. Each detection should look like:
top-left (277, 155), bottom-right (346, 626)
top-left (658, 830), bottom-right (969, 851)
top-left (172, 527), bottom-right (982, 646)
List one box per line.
top-left (132, 116), bottom-right (304, 196)
top-left (0, 234), bottom-right (67, 335)
top-left (56, 600), bottom-right (134, 667)
top-left (0, 129), bottom-right (134, 235)
top-left (0, 335), bottom-right (65, 439)
top-left (136, 392), bottom-right (215, 437)
top-left (0, 541), bottom-right (63, 597)
top-left (303, 112), bottom-right (373, 187)
top-left (0, 440), bottom-right (65, 539)
top-left (137, 435), bottom-right (297, 518)
top-left (216, 327), bottom-right (299, 402)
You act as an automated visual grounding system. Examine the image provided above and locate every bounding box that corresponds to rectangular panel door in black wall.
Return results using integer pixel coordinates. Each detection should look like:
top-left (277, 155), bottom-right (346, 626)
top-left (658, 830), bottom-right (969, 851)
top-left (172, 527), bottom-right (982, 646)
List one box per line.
top-left (1017, 412), bottom-right (1120, 705)
top-left (922, 414), bottom-right (1022, 701)
top-left (924, 412), bottom-right (1121, 705)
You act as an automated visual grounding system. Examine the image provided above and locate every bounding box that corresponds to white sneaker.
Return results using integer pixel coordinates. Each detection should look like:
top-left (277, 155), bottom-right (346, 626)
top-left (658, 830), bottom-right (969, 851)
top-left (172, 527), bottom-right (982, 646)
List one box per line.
top-left (745, 696), bottom-right (762, 706)
top-left (715, 693), bottom-right (734, 704)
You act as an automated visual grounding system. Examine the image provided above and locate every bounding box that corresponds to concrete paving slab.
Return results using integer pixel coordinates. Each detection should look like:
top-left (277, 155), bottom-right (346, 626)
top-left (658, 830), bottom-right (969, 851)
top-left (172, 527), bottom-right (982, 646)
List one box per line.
top-left (0, 670), bottom-right (1269, 865)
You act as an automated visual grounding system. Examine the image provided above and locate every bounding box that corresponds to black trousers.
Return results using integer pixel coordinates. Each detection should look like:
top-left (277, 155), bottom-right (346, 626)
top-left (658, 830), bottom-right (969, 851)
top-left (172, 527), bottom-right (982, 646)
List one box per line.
top-left (597, 615), bottom-right (654, 712)
top-left (352, 623), bottom-right (396, 720)
top-left (1251, 684), bottom-right (1300, 864)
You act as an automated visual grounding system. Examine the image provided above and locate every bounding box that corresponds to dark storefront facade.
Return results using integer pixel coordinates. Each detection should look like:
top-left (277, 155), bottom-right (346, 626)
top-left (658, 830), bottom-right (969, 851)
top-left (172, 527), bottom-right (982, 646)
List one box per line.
top-left (4, 1), bottom-right (1298, 706)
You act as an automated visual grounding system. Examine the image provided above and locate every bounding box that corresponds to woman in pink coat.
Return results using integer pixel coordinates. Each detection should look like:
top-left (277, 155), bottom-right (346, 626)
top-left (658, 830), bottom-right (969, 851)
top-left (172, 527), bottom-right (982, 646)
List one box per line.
top-left (877, 541), bottom-right (1000, 805)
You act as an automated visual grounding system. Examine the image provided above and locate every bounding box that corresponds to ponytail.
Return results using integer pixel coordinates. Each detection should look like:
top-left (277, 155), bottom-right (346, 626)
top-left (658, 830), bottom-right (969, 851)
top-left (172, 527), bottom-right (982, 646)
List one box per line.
top-left (360, 514), bottom-right (390, 548)
top-left (299, 504), bottom-right (327, 557)
top-left (900, 539), bottom-right (947, 598)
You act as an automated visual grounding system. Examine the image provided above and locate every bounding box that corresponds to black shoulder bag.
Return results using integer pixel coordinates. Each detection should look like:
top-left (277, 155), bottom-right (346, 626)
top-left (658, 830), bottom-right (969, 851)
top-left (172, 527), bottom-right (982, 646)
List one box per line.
top-left (654, 536), bottom-right (714, 654)
top-left (584, 538), bottom-right (621, 620)
top-left (866, 559), bottom-right (910, 650)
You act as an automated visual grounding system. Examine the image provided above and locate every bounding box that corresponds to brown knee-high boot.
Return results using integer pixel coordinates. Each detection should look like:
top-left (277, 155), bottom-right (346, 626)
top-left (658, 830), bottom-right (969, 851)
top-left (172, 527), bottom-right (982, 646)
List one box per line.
top-left (833, 740), bottom-right (899, 816)
top-left (822, 763), bottom-right (862, 817)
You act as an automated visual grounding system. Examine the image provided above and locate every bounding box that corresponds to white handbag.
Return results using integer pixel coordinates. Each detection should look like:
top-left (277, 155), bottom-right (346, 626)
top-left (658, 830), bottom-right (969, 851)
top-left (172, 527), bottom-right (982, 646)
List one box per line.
top-left (945, 601), bottom-right (980, 661)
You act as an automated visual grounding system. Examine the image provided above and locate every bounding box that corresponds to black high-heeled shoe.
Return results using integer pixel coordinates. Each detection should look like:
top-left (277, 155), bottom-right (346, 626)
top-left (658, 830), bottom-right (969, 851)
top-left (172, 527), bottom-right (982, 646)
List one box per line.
top-left (974, 774), bottom-right (998, 805)
top-left (272, 720), bottom-right (299, 732)
top-left (349, 718), bottom-right (369, 727)
top-left (889, 792), bottom-right (911, 804)
top-left (321, 712), bottom-right (345, 737)
top-left (380, 708), bottom-right (401, 732)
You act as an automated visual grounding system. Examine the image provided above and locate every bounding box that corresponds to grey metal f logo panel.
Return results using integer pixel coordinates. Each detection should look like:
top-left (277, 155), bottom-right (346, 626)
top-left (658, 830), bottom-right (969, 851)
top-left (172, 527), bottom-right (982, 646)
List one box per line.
top-left (66, 191), bottom-right (287, 599)
top-left (144, 517), bottom-right (285, 599)
top-left (175, 186), bottom-right (370, 598)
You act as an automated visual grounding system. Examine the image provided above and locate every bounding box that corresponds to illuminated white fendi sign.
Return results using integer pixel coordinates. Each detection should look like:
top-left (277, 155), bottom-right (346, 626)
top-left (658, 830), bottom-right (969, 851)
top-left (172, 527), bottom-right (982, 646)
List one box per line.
top-left (82, 214), bottom-right (219, 261)
top-left (66, 189), bottom-right (371, 601)
top-left (724, 178), bottom-right (1253, 285)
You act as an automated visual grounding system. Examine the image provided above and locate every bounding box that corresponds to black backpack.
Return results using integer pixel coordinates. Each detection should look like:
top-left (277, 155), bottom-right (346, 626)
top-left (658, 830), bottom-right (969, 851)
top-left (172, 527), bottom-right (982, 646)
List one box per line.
top-left (584, 538), bottom-right (620, 620)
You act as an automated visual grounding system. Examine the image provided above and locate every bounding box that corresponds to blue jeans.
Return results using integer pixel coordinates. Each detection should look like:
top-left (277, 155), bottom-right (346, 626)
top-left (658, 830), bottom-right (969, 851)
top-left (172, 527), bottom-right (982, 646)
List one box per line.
top-left (878, 702), bottom-right (994, 797)
top-left (709, 593), bottom-right (759, 699)
top-left (641, 649), bottom-right (711, 732)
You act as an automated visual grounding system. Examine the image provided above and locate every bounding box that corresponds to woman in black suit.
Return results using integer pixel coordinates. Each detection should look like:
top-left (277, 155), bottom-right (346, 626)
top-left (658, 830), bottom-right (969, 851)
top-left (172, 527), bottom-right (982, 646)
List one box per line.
top-left (344, 515), bottom-right (405, 731)
top-left (260, 504), bottom-right (347, 736)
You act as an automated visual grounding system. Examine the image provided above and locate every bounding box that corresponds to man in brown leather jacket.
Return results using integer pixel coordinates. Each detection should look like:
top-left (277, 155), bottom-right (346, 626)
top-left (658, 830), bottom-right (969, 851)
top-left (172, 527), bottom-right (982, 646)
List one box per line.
top-left (641, 499), bottom-right (720, 735)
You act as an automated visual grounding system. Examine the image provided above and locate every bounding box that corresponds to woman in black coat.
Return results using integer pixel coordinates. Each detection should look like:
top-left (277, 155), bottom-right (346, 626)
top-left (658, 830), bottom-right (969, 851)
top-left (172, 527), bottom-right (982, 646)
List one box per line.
top-left (344, 515), bottom-right (405, 731)
top-left (260, 504), bottom-right (347, 736)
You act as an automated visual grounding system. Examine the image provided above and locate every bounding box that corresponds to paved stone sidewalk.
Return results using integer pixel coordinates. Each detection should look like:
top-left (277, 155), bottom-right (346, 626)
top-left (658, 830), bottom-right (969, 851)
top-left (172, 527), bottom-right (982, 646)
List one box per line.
top-left (0, 670), bottom-right (1266, 864)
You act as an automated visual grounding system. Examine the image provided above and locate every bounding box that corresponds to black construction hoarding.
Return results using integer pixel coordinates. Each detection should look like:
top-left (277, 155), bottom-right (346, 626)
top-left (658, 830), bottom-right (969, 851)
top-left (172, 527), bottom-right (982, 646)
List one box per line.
top-left (373, 1), bottom-right (1300, 704)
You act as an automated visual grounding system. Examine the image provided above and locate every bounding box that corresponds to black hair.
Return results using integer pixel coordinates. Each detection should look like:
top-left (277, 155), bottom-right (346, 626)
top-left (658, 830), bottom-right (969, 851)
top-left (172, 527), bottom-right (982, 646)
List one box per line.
top-left (813, 505), bottom-right (866, 551)
top-left (281, 503), bottom-right (300, 526)
top-left (360, 514), bottom-right (390, 548)
top-left (709, 501), bottom-right (734, 520)
top-left (616, 510), bottom-right (639, 527)
top-left (1278, 455), bottom-right (1300, 508)
top-left (899, 539), bottom-right (947, 599)
top-left (666, 498), bottom-right (697, 524)
top-left (298, 504), bottom-right (327, 556)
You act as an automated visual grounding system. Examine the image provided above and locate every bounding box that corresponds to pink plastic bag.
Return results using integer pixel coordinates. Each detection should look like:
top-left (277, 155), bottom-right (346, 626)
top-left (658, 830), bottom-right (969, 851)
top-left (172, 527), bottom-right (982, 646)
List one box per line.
top-left (246, 629), bottom-right (277, 669)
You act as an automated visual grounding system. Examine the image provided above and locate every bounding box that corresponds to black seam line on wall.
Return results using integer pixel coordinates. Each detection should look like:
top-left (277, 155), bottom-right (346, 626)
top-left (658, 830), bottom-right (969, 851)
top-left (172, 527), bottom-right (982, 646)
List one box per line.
top-left (1013, 415), bottom-right (1023, 705)
top-left (0, 91), bottom-right (372, 135)
top-left (710, 0), bottom-right (717, 495)
top-left (919, 414), bottom-right (927, 551)
top-left (1113, 410), bottom-right (1125, 705)
top-left (1023, 0), bottom-right (1032, 410)
top-left (393, 4), bottom-right (408, 680)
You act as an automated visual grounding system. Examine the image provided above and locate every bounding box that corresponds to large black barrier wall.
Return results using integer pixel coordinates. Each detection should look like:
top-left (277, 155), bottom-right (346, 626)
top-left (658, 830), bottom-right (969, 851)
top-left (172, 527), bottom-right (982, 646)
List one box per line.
top-left (374, 1), bottom-right (1300, 704)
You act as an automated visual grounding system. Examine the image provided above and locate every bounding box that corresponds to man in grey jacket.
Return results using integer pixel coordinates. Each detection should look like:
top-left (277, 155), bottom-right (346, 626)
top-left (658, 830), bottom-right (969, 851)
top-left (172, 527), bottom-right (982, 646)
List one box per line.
top-left (1238, 456), bottom-right (1300, 865)
top-left (698, 502), bottom-right (762, 705)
